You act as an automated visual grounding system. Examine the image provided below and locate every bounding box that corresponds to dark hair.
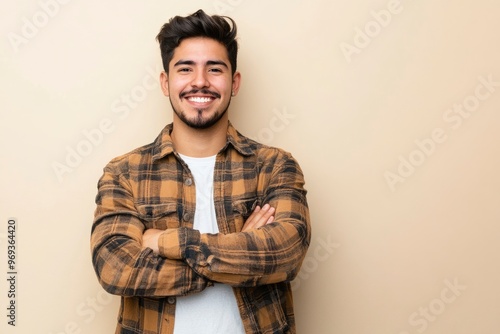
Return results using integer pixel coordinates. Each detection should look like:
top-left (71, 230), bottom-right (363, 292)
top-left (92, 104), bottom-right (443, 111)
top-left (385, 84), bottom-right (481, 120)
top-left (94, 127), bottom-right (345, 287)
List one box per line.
top-left (156, 9), bottom-right (238, 75)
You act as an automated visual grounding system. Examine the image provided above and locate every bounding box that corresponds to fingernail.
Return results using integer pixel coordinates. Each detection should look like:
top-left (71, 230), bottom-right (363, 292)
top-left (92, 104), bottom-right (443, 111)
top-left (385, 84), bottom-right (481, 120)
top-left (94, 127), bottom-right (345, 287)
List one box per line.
top-left (263, 204), bottom-right (270, 210)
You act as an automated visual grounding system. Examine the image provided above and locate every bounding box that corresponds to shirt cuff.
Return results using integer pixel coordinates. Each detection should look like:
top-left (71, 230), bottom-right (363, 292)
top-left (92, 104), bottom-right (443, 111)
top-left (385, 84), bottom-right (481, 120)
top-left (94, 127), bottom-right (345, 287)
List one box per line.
top-left (158, 227), bottom-right (200, 260)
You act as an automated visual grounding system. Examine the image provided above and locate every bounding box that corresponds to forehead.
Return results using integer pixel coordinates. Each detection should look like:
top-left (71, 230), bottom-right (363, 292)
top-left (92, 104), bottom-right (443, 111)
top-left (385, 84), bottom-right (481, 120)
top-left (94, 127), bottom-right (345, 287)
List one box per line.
top-left (171, 37), bottom-right (229, 64)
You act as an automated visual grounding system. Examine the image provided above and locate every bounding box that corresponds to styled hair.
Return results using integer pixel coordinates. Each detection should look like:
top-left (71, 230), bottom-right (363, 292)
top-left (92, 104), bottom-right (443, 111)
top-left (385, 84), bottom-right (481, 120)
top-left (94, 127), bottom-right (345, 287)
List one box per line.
top-left (156, 9), bottom-right (238, 75)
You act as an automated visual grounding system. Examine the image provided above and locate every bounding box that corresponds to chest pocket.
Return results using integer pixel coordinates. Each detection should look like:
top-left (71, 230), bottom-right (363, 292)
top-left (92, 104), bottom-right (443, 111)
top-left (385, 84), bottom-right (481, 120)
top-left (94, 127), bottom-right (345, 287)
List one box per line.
top-left (136, 202), bottom-right (179, 230)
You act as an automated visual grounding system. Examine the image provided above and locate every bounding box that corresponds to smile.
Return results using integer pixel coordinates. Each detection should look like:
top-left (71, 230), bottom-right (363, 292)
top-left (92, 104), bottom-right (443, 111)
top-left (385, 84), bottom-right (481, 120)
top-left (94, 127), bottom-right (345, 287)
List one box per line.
top-left (187, 96), bottom-right (214, 103)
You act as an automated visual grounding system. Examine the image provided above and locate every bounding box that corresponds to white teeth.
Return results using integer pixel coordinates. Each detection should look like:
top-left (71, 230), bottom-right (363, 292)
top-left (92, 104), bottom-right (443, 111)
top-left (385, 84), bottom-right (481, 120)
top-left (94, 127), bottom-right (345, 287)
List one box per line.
top-left (188, 97), bottom-right (213, 103)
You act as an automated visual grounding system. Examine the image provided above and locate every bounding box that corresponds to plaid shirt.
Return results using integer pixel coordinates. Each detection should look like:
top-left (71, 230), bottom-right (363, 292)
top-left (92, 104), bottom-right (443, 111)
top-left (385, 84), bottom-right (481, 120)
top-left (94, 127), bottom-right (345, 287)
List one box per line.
top-left (91, 122), bottom-right (311, 334)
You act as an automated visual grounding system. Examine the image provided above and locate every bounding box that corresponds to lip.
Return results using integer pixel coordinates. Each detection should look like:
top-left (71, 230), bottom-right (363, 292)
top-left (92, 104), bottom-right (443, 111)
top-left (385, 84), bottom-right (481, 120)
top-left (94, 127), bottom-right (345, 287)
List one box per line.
top-left (180, 89), bottom-right (221, 99)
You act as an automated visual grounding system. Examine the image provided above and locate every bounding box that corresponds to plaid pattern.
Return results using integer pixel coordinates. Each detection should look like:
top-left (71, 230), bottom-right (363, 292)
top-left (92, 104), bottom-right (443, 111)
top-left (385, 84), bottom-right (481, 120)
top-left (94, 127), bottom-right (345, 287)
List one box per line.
top-left (91, 122), bottom-right (311, 333)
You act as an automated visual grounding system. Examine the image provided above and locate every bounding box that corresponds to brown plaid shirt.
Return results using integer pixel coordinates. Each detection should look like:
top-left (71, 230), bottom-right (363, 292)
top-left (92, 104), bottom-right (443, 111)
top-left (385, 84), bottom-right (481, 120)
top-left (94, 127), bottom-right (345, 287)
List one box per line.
top-left (91, 122), bottom-right (311, 334)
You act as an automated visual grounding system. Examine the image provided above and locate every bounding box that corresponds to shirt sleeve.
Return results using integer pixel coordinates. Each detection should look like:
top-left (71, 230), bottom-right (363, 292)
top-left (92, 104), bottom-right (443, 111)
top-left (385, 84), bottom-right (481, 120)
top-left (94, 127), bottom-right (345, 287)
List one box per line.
top-left (158, 152), bottom-right (311, 287)
top-left (91, 163), bottom-right (210, 297)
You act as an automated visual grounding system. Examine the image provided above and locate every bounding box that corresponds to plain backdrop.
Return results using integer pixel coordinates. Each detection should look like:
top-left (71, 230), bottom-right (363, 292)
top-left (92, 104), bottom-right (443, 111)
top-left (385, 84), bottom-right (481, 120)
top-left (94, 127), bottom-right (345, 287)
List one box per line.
top-left (1, 1), bottom-right (499, 333)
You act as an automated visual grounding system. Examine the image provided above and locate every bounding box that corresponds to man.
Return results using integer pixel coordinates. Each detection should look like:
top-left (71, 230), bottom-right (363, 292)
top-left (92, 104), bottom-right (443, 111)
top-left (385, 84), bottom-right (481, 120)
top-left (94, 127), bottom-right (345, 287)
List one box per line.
top-left (91, 9), bottom-right (311, 334)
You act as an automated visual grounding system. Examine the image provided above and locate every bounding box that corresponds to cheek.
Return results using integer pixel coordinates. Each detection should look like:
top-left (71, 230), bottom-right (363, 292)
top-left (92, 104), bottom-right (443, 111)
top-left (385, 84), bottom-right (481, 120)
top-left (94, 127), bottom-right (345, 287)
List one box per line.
top-left (168, 83), bottom-right (186, 97)
top-left (168, 76), bottom-right (191, 93)
top-left (211, 76), bottom-right (233, 91)
top-left (215, 84), bottom-right (233, 97)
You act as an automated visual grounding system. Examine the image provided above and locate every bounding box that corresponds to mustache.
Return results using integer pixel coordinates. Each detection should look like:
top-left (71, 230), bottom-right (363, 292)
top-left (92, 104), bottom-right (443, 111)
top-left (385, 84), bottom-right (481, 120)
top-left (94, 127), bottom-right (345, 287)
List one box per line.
top-left (180, 89), bottom-right (221, 99)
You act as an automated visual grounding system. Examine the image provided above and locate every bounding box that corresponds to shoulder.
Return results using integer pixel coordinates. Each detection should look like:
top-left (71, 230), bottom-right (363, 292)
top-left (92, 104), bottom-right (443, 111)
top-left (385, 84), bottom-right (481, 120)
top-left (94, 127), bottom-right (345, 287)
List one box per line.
top-left (235, 130), bottom-right (300, 169)
top-left (107, 142), bottom-right (155, 166)
top-left (101, 142), bottom-right (155, 180)
top-left (103, 124), bottom-right (172, 174)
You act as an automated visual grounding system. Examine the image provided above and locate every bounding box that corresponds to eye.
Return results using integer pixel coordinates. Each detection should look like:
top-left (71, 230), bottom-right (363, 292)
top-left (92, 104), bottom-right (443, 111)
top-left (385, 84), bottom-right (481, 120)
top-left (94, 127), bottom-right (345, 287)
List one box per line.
top-left (209, 67), bottom-right (223, 73)
top-left (178, 67), bottom-right (192, 73)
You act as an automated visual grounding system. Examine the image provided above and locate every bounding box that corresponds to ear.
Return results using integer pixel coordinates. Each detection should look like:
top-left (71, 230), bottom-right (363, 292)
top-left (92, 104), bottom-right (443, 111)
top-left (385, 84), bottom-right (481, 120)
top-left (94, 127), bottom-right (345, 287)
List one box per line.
top-left (160, 71), bottom-right (169, 97)
top-left (231, 71), bottom-right (241, 96)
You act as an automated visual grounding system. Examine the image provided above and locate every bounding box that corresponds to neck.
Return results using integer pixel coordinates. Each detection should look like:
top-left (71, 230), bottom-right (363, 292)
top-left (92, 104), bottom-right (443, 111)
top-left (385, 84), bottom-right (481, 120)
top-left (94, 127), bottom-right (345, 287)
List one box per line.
top-left (171, 115), bottom-right (229, 157)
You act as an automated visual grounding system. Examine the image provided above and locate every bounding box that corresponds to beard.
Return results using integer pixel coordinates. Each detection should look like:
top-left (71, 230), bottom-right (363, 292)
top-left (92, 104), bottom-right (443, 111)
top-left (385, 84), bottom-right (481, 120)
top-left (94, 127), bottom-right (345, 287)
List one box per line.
top-left (170, 95), bottom-right (231, 130)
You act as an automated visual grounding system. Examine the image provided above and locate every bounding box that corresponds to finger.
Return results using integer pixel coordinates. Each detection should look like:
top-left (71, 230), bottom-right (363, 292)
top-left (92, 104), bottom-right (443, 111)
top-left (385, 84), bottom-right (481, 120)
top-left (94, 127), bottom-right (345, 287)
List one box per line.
top-left (266, 215), bottom-right (274, 225)
top-left (247, 205), bottom-right (261, 223)
top-left (242, 206), bottom-right (261, 232)
top-left (251, 204), bottom-right (271, 226)
top-left (243, 204), bottom-right (274, 231)
top-left (244, 206), bottom-right (261, 226)
top-left (259, 204), bottom-right (274, 221)
top-left (243, 204), bottom-right (272, 231)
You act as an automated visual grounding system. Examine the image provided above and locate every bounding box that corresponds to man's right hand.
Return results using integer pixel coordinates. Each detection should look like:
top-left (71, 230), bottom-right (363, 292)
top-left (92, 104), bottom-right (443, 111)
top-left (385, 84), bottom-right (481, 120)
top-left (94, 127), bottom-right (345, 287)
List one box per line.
top-left (241, 204), bottom-right (275, 232)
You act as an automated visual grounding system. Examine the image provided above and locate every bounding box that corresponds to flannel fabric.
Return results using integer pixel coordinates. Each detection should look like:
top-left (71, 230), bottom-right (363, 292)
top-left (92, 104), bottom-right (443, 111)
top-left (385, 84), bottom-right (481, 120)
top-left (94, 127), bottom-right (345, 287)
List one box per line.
top-left (91, 122), bottom-right (311, 333)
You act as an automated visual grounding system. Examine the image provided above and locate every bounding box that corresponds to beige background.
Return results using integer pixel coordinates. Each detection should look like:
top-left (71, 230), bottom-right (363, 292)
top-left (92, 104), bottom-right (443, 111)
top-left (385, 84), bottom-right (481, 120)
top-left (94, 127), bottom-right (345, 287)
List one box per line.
top-left (1, 0), bottom-right (499, 333)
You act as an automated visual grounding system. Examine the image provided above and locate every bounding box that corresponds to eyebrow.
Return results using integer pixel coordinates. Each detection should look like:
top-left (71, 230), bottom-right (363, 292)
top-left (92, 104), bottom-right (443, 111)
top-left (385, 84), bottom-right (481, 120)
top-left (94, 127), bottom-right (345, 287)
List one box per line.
top-left (174, 59), bottom-right (229, 68)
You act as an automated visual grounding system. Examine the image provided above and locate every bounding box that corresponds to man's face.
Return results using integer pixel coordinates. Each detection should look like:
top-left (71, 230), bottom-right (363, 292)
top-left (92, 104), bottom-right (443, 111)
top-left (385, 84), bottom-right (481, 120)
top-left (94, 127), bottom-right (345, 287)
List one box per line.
top-left (160, 37), bottom-right (240, 129)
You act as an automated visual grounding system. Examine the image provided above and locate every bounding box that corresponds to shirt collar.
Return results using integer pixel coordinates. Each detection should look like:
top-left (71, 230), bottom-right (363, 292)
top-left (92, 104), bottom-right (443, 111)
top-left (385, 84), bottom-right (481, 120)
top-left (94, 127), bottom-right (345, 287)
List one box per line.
top-left (152, 122), bottom-right (255, 162)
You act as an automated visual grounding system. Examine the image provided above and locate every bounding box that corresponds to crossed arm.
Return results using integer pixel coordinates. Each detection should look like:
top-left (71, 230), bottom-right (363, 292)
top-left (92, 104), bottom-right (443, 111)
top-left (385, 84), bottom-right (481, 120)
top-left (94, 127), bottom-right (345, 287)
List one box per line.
top-left (142, 204), bottom-right (276, 254)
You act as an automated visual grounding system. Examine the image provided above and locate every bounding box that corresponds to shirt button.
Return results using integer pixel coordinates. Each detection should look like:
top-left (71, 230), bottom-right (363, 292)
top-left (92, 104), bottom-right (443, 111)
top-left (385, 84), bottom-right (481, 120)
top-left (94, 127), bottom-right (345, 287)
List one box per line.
top-left (183, 212), bottom-right (191, 222)
top-left (167, 297), bottom-right (175, 304)
top-left (184, 178), bottom-right (193, 186)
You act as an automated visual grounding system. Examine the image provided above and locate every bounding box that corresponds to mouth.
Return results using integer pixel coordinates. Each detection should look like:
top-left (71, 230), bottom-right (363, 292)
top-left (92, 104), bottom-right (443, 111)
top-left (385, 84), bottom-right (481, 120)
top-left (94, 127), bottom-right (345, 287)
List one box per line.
top-left (186, 96), bottom-right (215, 103)
top-left (180, 89), bottom-right (221, 107)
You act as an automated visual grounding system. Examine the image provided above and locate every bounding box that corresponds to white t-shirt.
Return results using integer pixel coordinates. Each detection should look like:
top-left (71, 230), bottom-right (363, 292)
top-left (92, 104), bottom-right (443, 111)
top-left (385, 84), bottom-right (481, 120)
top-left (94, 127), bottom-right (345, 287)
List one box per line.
top-left (174, 154), bottom-right (245, 334)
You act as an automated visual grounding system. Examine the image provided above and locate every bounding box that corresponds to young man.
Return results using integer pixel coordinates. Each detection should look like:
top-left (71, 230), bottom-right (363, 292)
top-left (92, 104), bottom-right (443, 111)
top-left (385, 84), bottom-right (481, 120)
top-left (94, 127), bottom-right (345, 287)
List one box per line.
top-left (91, 9), bottom-right (311, 334)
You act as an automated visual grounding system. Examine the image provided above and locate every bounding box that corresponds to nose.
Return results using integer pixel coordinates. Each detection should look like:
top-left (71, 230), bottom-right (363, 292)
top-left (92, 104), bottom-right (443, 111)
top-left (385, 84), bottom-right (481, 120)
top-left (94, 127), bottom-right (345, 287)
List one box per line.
top-left (191, 69), bottom-right (209, 89)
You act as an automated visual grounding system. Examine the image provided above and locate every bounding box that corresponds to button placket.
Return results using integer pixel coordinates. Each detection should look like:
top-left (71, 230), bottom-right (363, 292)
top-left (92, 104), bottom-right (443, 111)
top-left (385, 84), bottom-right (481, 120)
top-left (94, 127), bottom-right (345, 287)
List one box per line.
top-left (181, 168), bottom-right (195, 228)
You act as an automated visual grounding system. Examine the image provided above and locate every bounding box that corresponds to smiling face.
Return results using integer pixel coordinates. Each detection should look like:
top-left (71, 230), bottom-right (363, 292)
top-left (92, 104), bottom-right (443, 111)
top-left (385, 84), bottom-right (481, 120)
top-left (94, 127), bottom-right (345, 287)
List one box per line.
top-left (160, 37), bottom-right (241, 129)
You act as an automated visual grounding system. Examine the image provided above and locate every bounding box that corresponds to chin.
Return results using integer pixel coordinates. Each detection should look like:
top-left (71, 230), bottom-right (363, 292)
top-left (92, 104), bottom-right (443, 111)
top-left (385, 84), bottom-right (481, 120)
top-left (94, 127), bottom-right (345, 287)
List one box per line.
top-left (177, 108), bottom-right (228, 130)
